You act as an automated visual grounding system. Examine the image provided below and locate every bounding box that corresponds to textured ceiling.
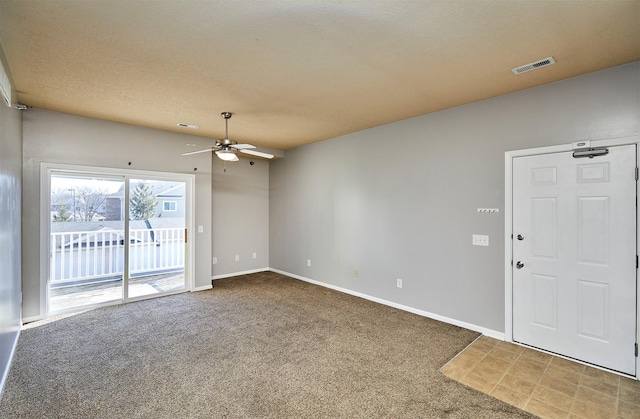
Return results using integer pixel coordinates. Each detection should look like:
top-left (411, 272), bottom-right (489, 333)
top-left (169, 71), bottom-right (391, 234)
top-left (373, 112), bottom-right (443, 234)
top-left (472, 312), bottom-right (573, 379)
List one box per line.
top-left (0, 1), bottom-right (638, 150)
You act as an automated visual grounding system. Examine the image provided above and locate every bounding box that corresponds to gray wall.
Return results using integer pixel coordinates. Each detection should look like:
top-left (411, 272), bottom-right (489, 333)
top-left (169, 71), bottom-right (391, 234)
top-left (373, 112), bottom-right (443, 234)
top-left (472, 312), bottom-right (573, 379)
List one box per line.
top-left (0, 44), bottom-right (22, 394)
top-left (22, 110), bottom-right (213, 320)
top-left (212, 156), bottom-right (269, 277)
top-left (270, 62), bottom-right (640, 334)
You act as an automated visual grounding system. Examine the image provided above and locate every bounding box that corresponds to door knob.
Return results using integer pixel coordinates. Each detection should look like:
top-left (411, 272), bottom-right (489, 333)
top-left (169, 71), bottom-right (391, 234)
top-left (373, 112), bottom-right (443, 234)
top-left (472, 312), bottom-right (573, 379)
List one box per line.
top-left (516, 261), bottom-right (525, 269)
top-left (517, 234), bottom-right (524, 241)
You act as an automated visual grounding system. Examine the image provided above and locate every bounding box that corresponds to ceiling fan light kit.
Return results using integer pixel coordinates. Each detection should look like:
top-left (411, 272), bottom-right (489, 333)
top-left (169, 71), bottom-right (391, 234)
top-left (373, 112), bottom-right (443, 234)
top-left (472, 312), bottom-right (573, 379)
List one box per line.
top-left (181, 112), bottom-right (275, 161)
top-left (215, 149), bottom-right (239, 161)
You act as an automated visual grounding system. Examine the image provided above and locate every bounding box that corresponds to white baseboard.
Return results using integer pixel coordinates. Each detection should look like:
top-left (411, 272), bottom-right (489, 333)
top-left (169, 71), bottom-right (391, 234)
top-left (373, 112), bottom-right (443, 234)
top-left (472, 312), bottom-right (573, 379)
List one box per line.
top-left (0, 328), bottom-right (20, 399)
top-left (191, 284), bottom-right (213, 292)
top-left (212, 267), bottom-right (270, 281)
top-left (22, 315), bottom-right (45, 324)
top-left (269, 268), bottom-right (505, 341)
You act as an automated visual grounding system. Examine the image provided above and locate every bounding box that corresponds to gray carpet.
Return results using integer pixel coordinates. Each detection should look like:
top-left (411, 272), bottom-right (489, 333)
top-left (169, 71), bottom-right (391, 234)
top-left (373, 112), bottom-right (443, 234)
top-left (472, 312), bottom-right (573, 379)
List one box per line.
top-left (0, 272), bottom-right (533, 418)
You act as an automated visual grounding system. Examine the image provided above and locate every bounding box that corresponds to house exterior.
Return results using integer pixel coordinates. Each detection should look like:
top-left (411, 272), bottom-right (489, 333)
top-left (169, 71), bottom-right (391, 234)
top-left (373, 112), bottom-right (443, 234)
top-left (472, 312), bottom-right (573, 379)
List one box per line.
top-left (155, 183), bottom-right (186, 218)
top-left (102, 182), bottom-right (186, 221)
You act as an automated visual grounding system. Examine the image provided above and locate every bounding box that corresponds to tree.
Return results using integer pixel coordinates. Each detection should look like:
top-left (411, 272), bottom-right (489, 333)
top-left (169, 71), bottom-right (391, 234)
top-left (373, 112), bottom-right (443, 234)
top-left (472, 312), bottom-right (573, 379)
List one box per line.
top-left (76, 187), bottom-right (108, 221)
top-left (51, 189), bottom-right (72, 221)
top-left (52, 203), bottom-right (71, 222)
top-left (130, 181), bottom-right (158, 220)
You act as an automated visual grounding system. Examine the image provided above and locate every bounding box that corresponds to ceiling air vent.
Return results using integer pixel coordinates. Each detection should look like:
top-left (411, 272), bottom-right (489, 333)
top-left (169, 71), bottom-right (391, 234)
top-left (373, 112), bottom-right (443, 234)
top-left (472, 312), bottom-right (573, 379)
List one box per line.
top-left (177, 123), bottom-right (199, 129)
top-left (511, 57), bottom-right (556, 75)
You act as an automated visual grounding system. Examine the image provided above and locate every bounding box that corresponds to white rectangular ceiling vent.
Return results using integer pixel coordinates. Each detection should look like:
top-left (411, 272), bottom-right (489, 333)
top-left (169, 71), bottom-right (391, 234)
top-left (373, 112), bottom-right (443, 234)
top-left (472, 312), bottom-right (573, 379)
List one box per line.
top-left (177, 122), bottom-right (199, 129)
top-left (511, 57), bottom-right (556, 75)
top-left (0, 59), bottom-right (12, 107)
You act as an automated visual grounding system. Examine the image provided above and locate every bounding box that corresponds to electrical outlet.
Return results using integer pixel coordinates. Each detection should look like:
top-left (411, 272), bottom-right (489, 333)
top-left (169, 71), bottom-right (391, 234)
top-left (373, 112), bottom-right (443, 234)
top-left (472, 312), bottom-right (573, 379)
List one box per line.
top-left (397, 278), bottom-right (403, 288)
top-left (253, 252), bottom-right (257, 259)
top-left (212, 257), bottom-right (217, 265)
top-left (235, 254), bottom-right (240, 262)
top-left (354, 270), bottom-right (359, 278)
top-left (307, 259), bottom-right (311, 267)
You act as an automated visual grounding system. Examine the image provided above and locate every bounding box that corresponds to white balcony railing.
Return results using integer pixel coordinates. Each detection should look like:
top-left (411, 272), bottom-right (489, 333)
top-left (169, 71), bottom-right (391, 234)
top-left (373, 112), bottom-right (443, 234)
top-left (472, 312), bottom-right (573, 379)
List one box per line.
top-left (50, 227), bottom-right (185, 285)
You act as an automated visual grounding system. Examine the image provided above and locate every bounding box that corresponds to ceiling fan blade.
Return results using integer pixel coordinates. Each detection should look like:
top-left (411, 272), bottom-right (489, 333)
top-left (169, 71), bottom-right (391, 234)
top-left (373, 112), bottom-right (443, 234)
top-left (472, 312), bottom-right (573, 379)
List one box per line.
top-left (239, 149), bottom-right (274, 159)
top-left (181, 147), bottom-right (217, 156)
top-left (233, 144), bottom-right (256, 150)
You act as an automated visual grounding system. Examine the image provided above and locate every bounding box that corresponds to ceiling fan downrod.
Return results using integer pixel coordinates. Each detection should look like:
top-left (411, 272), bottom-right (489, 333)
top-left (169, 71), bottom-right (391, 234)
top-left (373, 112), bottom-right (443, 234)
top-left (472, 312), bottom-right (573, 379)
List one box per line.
top-left (222, 112), bottom-right (232, 142)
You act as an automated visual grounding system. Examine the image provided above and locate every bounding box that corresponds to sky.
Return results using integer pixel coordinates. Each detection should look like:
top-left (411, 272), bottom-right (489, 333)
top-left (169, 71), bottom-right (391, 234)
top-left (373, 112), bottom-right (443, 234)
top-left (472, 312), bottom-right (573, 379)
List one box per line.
top-left (50, 175), bottom-right (170, 195)
top-left (51, 175), bottom-right (123, 194)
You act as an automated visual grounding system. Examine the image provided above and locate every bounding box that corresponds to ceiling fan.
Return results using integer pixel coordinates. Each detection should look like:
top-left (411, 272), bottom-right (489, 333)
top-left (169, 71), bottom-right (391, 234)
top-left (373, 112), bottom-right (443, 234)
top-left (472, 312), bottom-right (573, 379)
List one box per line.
top-left (181, 112), bottom-right (274, 161)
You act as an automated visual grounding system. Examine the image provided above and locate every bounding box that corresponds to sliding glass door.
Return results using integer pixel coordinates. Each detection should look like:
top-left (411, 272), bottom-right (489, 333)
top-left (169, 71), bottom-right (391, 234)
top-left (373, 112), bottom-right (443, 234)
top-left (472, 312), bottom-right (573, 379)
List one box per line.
top-left (127, 178), bottom-right (186, 299)
top-left (49, 173), bottom-right (126, 312)
top-left (47, 167), bottom-right (191, 314)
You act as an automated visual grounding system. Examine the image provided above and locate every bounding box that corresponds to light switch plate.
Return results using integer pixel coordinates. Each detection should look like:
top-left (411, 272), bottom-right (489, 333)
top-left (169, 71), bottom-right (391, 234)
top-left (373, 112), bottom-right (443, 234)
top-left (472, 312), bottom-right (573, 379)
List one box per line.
top-left (472, 234), bottom-right (489, 246)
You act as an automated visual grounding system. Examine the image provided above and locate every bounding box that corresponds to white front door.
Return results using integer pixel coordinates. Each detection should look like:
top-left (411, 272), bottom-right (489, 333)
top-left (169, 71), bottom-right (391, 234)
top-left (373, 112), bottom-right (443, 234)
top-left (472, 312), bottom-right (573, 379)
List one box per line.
top-left (512, 144), bottom-right (637, 375)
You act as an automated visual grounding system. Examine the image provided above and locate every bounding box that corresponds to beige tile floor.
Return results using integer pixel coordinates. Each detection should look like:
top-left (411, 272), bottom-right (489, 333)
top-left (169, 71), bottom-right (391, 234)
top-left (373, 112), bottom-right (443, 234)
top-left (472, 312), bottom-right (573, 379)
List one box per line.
top-left (442, 336), bottom-right (640, 418)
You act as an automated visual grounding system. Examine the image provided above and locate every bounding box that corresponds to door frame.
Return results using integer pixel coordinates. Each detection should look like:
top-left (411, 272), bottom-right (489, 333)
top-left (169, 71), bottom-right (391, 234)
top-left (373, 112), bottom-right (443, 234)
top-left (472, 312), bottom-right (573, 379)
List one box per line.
top-left (40, 162), bottom-right (196, 315)
top-left (504, 135), bottom-right (639, 378)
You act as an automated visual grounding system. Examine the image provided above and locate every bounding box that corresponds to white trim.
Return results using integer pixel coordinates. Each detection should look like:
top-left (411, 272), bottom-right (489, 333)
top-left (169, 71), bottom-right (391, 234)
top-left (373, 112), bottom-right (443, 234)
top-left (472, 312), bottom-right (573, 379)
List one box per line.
top-left (123, 177), bottom-right (130, 300)
top-left (40, 165), bottom-right (51, 317)
top-left (504, 135), bottom-right (640, 379)
top-left (504, 152), bottom-right (514, 342)
top-left (0, 329), bottom-right (20, 398)
top-left (22, 315), bottom-right (46, 324)
top-left (269, 268), bottom-right (505, 340)
top-left (212, 267), bottom-right (270, 280)
top-left (192, 284), bottom-right (213, 292)
top-left (186, 180), bottom-right (196, 292)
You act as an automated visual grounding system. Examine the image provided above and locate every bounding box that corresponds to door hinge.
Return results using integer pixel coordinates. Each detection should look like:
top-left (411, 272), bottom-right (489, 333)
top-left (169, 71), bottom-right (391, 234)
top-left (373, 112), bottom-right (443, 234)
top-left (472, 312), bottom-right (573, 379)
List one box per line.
top-left (636, 255), bottom-right (638, 269)
top-left (635, 343), bottom-right (638, 357)
top-left (635, 167), bottom-right (638, 181)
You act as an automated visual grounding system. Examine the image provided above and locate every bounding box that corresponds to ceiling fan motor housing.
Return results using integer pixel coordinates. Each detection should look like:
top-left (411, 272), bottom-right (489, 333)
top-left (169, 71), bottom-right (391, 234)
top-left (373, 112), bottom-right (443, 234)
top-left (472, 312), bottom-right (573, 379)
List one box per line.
top-left (218, 139), bottom-right (237, 147)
